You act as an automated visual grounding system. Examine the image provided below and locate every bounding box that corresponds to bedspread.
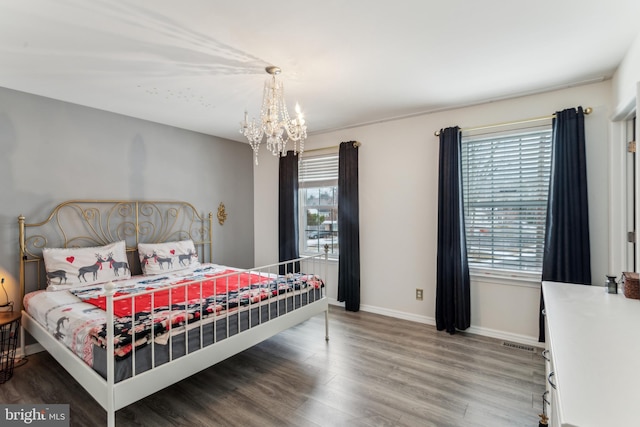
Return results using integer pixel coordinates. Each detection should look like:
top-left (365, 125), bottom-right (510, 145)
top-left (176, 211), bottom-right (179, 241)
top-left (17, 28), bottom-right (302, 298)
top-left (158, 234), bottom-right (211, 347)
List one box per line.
top-left (24, 264), bottom-right (324, 367)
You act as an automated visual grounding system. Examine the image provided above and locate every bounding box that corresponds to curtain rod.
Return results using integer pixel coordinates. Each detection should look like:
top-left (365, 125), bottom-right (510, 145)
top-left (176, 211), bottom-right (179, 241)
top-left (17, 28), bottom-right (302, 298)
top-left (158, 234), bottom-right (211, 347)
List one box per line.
top-left (433, 107), bottom-right (592, 137)
top-left (303, 141), bottom-right (361, 154)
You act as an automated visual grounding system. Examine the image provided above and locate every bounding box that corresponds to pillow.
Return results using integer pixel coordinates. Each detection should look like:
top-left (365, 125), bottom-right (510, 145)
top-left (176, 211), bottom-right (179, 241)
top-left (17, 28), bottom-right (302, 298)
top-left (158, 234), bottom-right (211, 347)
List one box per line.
top-left (137, 240), bottom-right (201, 276)
top-left (43, 240), bottom-right (131, 290)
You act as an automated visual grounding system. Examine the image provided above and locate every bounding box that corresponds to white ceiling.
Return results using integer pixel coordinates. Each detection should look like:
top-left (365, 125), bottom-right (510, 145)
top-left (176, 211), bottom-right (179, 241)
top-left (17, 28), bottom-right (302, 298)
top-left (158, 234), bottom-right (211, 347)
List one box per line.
top-left (1, 0), bottom-right (639, 142)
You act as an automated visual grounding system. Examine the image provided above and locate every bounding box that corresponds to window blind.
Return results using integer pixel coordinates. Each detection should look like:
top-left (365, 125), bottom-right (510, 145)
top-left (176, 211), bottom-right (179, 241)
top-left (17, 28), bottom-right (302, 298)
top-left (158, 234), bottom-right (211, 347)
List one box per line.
top-left (299, 154), bottom-right (339, 188)
top-left (461, 128), bottom-right (552, 272)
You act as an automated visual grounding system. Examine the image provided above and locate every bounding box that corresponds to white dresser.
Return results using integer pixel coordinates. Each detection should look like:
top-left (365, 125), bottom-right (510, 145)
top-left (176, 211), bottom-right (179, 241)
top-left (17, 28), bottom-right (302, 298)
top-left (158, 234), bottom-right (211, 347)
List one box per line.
top-left (542, 281), bottom-right (640, 427)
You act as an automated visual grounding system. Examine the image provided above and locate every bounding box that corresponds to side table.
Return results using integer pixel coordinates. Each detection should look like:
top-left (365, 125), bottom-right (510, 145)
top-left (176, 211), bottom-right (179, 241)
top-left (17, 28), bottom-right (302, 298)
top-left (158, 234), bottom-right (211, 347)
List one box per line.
top-left (0, 311), bottom-right (21, 383)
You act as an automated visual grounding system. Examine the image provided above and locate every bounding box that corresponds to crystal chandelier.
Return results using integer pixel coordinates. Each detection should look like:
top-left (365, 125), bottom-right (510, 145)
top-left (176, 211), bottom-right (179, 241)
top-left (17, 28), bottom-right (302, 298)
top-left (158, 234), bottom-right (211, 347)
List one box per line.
top-left (240, 66), bottom-right (307, 165)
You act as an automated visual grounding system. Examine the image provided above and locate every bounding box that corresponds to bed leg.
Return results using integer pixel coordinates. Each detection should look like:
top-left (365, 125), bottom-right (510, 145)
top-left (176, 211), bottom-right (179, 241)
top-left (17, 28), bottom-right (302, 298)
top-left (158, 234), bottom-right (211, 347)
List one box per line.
top-left (107, 410), bottom-right (115, 427)
top-left (324, 309), bottom-right (329, 341)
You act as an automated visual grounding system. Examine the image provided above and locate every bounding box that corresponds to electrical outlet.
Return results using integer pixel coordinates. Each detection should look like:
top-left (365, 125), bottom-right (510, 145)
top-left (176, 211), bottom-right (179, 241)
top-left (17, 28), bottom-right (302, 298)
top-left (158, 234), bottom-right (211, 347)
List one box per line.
top-left (416, 288), bottom-right (423, 301)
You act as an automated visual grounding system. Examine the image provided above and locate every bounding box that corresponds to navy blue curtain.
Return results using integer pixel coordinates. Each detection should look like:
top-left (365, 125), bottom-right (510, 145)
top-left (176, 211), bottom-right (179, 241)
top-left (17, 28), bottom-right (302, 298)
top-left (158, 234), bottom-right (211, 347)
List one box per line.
top-left (279, 151), bottom-right (300, 274)
top-left (539, 107), bottom-right (591, 342)
top-left (337, 141), bottom-right (360, 312)
top-left (436, 126), bottom-right (471, 334)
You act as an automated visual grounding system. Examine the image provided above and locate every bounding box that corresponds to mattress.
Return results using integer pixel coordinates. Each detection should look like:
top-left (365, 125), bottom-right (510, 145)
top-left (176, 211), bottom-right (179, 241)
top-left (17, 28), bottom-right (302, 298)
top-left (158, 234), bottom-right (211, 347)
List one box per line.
top-left (23, 263), bottom-right (324, 382)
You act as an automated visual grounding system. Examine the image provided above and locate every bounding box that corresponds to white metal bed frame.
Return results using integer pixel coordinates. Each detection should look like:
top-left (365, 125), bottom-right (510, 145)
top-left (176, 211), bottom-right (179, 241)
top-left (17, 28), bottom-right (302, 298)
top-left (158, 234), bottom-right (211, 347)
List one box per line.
top-left (18, 200), bottom-right (329, 427)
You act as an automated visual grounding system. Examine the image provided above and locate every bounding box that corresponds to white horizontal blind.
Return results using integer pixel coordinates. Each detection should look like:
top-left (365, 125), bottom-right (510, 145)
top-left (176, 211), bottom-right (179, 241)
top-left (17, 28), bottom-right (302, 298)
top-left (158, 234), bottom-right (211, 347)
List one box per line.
top-left (461, 127), bottom-right (552, 273)
top-left (299, 154), bottom-right (339, 188)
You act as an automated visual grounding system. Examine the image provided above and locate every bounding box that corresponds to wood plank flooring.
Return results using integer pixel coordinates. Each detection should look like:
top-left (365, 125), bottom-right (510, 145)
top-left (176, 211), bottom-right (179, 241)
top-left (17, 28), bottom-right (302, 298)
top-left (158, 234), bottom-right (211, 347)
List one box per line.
top-left (0, 306), bottom-right (545, 426)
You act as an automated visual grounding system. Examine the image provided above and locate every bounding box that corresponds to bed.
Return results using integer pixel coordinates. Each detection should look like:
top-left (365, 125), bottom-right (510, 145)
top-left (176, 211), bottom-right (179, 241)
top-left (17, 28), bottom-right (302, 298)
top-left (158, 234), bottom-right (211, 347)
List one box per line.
top-left (18, 200), bottom-right (329, 427)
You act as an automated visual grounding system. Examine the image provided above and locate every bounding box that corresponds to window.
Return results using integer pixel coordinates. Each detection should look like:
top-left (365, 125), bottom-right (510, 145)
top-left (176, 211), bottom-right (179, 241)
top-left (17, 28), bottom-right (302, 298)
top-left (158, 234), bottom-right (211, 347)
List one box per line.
top-left (299, 154), bottom-right (339, 257)
top-left (461, 126), bottom-right (552, 275)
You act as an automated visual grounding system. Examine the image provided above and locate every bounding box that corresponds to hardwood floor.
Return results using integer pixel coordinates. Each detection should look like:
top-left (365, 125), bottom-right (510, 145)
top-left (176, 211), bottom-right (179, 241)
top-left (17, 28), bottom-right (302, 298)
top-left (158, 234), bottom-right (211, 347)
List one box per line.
top-left (1, 306), bottom-right (545, 426)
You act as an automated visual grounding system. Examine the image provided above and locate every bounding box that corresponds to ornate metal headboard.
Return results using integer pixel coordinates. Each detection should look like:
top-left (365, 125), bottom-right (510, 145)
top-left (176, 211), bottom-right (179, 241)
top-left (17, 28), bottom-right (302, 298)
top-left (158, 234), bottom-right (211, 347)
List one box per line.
top-left (19, 200), bottom-right (213, 300)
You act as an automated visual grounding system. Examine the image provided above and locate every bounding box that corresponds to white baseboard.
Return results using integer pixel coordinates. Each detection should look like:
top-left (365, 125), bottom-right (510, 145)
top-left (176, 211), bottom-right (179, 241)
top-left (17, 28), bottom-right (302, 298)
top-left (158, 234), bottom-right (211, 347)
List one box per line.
top-left (16, 342), bottom-right (44, 358)
top-left (359, 303), bottom-right (436, 326)
top-left (328, 299), bottom-right (344, 308)
top-left (328, 299), bottom-right (543, 349)
top-left (465, 325), bottom-right (543, 348)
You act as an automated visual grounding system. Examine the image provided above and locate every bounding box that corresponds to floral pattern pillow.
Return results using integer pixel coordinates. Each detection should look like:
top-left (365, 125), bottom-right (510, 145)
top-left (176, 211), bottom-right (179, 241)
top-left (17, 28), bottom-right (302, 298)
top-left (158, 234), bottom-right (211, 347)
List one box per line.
top-left (137, 240), bottom-right (201, 275)
top-left (43, 240), bottom-right (131, 290)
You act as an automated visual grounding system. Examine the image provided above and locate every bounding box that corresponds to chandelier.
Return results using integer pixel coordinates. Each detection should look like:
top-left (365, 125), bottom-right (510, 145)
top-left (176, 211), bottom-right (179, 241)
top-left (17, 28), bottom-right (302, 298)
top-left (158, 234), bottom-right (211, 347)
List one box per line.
top-left (240, 66), bottom-right (307, 165)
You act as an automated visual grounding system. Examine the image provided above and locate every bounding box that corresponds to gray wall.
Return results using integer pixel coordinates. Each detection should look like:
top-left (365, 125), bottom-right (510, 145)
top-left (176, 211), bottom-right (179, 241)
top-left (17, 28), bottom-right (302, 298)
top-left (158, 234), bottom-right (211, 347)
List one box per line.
top-left (0, 87), bottom-right (254, 307)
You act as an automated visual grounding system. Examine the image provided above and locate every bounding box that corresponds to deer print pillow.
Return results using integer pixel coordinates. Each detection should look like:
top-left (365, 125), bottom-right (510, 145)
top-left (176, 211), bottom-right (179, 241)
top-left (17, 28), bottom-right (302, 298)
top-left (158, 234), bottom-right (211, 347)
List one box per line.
top-left (43, 240), bottom-right (131, 291)
top-left (137, 239), bottom-right (201, 276)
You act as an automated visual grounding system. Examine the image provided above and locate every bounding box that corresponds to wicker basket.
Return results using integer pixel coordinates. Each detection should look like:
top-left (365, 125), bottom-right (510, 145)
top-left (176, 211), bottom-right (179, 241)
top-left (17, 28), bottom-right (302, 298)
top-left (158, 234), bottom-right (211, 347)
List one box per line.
top-left (623, 272), bottom-right (640, 299)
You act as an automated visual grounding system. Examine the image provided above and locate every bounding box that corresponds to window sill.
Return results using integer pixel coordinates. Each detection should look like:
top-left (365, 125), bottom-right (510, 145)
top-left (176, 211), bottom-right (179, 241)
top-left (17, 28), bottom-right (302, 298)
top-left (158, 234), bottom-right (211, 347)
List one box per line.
top-left (301, 253), bottom-right (339, 262)
top-left (469, 267), bottom-right (541, 289)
